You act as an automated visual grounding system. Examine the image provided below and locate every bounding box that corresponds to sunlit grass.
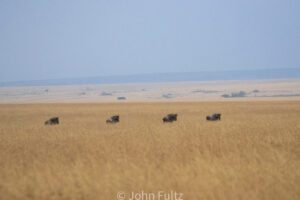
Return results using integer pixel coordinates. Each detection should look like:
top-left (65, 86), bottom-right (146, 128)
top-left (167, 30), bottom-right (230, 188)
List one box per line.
top-left (0, 101), bottom-right (299, 200)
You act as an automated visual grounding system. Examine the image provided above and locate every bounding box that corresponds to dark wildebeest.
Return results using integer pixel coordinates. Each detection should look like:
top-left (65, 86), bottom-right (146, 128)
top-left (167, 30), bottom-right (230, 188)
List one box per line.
top-left (106, 115), bottom-right (120, 124)
top-left (163, 113), bottom-right (178, 123)
top-left (206, 113), bottom-right (221, 121)
top-left (45, 117), bottom-right (59, 125)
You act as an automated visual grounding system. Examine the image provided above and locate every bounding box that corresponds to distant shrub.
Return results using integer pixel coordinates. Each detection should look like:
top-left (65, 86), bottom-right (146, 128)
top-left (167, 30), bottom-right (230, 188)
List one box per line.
top-left (222, 91), bottom-right (247, 98)
top-left (162, 94), bottom-right (174, 99)
top-left (101, 92), bottom-right (112, 96)
top-left (117, 97), bottom-right (126, 100)
top-left (231, 91), bottom-right (247, 97)
top-left (222, 94), bottom-right (230, 98)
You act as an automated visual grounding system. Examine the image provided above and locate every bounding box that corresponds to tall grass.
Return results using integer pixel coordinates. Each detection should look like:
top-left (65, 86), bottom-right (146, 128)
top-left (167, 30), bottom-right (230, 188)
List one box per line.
top-left (0, 101), bottom-right (299, 200)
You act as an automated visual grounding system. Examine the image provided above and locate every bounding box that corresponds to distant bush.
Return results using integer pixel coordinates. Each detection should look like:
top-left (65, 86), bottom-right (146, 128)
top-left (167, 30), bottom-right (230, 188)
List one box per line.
top-left (221, 94), bottom-right (230, 98)
top-left (162, 93), bottom-right (174, 99)
top-left (222, 91), bottom-right (247, 98)
top-left (231, 91), bottom-right (247, 97)
top-left (117, 96), bottom-right (126, 100)
top-left (101, 92), bottom-right (112, 96)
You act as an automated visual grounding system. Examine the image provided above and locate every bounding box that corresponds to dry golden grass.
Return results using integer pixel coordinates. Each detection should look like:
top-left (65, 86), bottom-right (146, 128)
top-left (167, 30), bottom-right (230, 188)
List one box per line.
top-left (0, 101), bottom-right (299, 200)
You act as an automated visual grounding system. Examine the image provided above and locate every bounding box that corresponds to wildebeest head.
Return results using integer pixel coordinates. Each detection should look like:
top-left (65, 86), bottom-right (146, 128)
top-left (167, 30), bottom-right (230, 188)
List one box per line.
top-left (106, 115), bottom-right (120, 124)
top-left (45, 117), bottom-right (59, 125)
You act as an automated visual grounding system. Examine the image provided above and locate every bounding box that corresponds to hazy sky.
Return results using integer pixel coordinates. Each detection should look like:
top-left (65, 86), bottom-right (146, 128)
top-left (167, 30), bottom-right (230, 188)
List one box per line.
top-left (0, 0), bottom-right (299, 82)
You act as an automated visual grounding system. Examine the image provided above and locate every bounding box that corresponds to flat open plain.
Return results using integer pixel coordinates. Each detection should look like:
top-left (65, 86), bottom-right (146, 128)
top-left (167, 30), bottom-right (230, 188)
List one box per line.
top-left (1, 79), bottom-right (300, 103)
top-left (0, 101), bottom-right (299, 200)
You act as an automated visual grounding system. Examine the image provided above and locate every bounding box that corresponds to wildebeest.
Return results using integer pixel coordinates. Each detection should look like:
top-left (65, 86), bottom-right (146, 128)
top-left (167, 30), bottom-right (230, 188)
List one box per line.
top-left (206, 113), bottom-right (221, 121)
top-left (106, 115), bottom-right (120, 124)
top-left (163, 113), bottom-right (178, 123)
top-left (45, 117), bottom-right (59, 125)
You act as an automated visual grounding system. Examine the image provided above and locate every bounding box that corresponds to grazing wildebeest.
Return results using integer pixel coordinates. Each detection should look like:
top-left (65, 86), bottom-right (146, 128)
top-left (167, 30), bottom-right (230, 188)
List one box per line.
top-left (206, 113), bottom-right (221, 121)
top-left (163, 113), bottom-right (178, 123)
top-left (45, 117), bottom-right (59, 125)
top-left (106, 115), bottom-right (120, 124)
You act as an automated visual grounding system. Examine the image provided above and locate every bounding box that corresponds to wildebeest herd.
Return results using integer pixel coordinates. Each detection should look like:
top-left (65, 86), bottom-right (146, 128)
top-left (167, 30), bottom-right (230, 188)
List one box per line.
top-left (44, 113), bottom-right (221, 125)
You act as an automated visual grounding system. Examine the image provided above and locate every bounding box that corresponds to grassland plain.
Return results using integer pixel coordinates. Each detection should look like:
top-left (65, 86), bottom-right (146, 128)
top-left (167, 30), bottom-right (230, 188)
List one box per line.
top-left (0, 101), bottom-right (299, 200)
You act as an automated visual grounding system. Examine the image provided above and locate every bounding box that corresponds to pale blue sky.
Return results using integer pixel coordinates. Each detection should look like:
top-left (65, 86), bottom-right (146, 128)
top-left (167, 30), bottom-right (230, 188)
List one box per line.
top-left (0, 0), bottom-right (299, 82)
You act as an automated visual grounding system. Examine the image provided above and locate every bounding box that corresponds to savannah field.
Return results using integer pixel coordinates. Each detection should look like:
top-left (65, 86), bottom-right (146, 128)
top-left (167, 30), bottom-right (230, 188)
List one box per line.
top-left (0, 101), bottom-right (299, 200)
